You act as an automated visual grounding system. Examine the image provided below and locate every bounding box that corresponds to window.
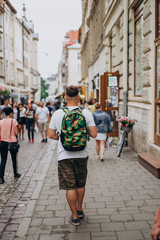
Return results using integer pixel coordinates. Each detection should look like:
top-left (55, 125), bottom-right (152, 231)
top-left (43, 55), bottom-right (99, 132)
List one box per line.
top-left (77, 52), bottom-right (81, 59)
top-left (155, 0), bottom-right (160, 145)
top-left (156, 0), bottom-right (160, 38)
top-left (134, 1), bottom-right (144, 96)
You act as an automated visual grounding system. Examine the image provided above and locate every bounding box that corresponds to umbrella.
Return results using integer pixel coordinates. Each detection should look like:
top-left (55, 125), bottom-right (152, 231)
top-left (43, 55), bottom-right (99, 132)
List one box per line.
top-left (10, 93), bottom-right (18, 98)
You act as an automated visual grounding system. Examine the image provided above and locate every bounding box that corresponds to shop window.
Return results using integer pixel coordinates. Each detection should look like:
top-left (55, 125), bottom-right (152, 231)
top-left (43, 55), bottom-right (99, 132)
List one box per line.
top-left (134, 1), bottom-right (144, 96)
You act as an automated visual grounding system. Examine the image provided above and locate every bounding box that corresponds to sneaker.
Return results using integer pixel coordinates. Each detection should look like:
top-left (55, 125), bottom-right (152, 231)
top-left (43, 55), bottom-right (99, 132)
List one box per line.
top-left (28, 139), bottom-right (31, 143)
top-left (45, 138), bottom-right (47, 143)
top-left (68, 215), bottom-right (80, 226)
top-left (41, 139), bottom-right (45, 143)
top-left (14, 173), bottom-right (21, 179)
top-left (32, 139), bottom-right (34, 143)
top-left (77, 210), bottom-right (84, 219)
top-left (0, 177), bottom-right (5, 184)
top-left (100, 155), bottom-right (104, 161)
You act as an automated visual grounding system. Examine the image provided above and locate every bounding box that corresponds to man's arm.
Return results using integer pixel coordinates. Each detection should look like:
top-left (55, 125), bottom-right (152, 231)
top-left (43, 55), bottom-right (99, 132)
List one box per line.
top-left (47, 113), bottom-right (50, 121)
top-left (48, 128), bottom-right (59, 140)
top-left (87, 126), bottom-right (97, 138)
top-left (151, 205), bottom-right (160, 240)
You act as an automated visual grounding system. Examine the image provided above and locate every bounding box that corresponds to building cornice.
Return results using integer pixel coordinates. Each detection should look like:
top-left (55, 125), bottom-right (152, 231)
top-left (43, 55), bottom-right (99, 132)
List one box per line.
top-left (5, 0), bottom-right (17, 14)
top-left (0, 5), bottom-right (5, 13)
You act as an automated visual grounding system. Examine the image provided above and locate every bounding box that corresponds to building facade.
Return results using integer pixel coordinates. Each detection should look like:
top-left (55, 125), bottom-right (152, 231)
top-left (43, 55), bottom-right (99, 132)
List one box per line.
top-left (57, 30), bottom-right (81, 93)
top-left (81, 0), bottom-right (160, 157)
top-left (0, 1), bottom-right (40, 103)
top-left (45, 74), bottom-right (58, 99)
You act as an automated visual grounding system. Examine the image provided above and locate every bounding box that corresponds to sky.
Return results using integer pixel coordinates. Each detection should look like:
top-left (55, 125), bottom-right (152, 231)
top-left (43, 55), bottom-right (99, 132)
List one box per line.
top-left (12, 0), bottom-right (82, 78)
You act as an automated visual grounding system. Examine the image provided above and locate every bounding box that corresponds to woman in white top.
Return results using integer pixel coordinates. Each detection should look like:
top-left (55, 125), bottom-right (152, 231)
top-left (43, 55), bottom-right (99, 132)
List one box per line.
top-left (18, 103), bottom-right (26, 140)
top-left (12, 101), bottom-right (19, 121)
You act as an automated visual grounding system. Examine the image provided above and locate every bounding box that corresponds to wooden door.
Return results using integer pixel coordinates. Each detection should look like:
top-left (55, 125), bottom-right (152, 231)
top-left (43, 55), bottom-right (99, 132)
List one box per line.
top-left (101, 72), bottom-right (119, 137)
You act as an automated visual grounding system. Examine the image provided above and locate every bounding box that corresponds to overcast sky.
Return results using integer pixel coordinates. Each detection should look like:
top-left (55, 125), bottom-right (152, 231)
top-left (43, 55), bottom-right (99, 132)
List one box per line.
top-left (12, 0), bottom-right (82, 78)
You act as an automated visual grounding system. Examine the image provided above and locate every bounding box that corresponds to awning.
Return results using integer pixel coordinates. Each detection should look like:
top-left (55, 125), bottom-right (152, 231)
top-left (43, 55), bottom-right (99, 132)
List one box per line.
top-left (0, 87), bottom-right (5, 90)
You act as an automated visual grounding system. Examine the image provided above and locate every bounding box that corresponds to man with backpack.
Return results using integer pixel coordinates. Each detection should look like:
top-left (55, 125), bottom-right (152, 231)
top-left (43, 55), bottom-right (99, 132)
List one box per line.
top-left (48, 85), bottom-right (97, 226)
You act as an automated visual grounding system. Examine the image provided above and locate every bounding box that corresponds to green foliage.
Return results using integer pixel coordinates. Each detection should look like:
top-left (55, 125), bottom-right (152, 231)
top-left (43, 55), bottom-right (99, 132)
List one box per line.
top-left (0, 90), bottom-right (10, 98)
top-left (41, 77), bottom-right (49, 100)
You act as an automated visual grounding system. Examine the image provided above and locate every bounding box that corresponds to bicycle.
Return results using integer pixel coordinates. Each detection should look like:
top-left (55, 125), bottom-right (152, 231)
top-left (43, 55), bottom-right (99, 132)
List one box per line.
top-left (117, 126), bottom-right (132, 157)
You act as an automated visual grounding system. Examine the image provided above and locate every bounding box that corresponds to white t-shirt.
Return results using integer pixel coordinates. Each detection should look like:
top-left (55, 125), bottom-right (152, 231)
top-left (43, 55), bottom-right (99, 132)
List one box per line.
top-left (20, 108), bottom-right (26, 118)
top-left (36, 107), bottom-right (49, 122)
top-left (49, 106), bottom-right (95, 161)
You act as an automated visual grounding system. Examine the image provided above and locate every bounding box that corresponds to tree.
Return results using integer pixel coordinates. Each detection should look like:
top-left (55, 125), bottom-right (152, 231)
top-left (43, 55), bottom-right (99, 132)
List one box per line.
top-left (41, 77), bottom-right (49, 100)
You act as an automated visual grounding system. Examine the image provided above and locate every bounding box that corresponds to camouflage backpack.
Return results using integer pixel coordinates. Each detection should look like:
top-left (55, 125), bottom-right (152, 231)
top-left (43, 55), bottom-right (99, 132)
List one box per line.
top-left (60, 107), bottom-right (87, 151)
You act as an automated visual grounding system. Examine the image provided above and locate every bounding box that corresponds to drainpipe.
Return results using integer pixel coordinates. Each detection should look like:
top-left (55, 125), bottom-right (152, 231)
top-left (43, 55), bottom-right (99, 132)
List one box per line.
top-left (123, 0), bottom-right (128, 116)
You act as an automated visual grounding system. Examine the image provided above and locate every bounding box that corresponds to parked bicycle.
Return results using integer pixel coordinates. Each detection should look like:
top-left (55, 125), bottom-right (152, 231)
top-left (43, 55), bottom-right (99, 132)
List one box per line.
top-left (117, 116), bottom-right (137, 157)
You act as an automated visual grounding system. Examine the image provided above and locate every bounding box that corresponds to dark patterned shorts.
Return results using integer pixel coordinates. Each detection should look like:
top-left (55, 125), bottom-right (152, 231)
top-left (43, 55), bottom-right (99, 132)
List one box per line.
top-left (58, 157), bottom-right (88, 190)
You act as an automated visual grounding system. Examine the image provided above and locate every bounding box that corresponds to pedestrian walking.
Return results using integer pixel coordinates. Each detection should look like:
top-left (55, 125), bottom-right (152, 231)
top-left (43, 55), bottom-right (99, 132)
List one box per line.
top-left (12, 101), bottom-right (19, 121)
top-left (48, 85), bottom-right (97, 226)
top-left (93, 102), bottom-right (112, 161)
top-left (36, 101), bottom-right (49, 143)
top-left (87, 99), bottom-right (96, 113)
top-left (18, 103), bottom-right (26, 140)
top-left (151, 204), bottom-right (160, 240)
top-left (0, 107), bottom-right (21, 184)
top-left (0, 99), bottom-right (12, 119)
top-left (25, 103), bottom-right (36, 143)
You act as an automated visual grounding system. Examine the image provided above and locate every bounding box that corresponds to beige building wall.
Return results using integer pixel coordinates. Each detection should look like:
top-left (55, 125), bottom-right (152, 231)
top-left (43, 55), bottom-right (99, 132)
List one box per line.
top-left (81, 0), bottom-right (159, 155)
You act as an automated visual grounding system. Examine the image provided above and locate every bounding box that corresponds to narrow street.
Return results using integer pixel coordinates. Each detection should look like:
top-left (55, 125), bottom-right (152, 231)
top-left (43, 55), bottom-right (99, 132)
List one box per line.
top-left (0, 137), bottom-right (159, 240)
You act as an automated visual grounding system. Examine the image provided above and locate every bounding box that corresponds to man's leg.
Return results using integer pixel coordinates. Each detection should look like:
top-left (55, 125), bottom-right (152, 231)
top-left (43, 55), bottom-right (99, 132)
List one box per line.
top-left (66, 189), bottom-right (78, 219)
top-left (40, 131), bottom-right (44, 139)
top-left (45, 131), bottom-right (48, 139)
top-left (76, 186), bottom-right (85, 211)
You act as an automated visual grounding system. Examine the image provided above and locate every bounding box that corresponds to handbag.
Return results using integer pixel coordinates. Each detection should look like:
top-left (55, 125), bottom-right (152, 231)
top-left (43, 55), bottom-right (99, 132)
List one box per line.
top-left (8, 119), bottom-right (20, 153)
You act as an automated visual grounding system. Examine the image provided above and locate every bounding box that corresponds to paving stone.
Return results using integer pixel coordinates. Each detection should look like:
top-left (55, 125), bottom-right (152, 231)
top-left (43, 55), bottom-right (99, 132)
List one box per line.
top-left (46, 204), bottom-right (65, 211)
top-left (30, 218), bottom-right (43, 226)
top-left (117, 231), bottom-right (144, 240)
top-left (16, 218), bottom-right (31, 237)
top-left (27, 225), bottom-right (52, 235)
top-left (77, 223), bottom-right (101, 233)
top-left (85, 202), bottom-right (105, 209)
top-left (110, 214), bottom-right (133, 222)
top-left (43, 217), bottom-right (65, 225)
top-left (101, 222), bottom-right (125, 231)
top-left (132, 213), bottom-right (154, 221)
top-left (87, 215), bottom-right (110, 224)
top-left (124, 221), bottom-right (150, 230)
top-left (51, 224), bottom-right (76, 233)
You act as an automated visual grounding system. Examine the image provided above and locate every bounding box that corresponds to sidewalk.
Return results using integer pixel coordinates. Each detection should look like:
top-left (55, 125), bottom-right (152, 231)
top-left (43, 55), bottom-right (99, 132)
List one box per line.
top-left (1, 138), bottom-right (160, 240)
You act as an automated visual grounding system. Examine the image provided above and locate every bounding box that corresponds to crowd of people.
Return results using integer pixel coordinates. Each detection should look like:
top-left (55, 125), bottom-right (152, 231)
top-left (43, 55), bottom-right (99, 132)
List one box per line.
top-left (0, 88), bottom-right (159, 239)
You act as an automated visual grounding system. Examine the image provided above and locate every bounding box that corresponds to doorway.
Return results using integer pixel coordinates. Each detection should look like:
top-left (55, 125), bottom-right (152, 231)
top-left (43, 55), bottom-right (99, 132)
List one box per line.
top-left (100, 72), bottom-right (119, 137)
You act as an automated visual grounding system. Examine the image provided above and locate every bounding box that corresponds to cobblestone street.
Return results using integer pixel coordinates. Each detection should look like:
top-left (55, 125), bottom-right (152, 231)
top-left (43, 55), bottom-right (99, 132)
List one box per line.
top-left (0, 136), bottom-right (160, 240)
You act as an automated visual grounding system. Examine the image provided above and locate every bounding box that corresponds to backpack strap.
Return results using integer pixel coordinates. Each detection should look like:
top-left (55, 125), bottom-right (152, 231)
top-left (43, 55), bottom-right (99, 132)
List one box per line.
top-left (61, 107), bottom-right (69, 114)
top-left (61, 107), bottom-right (84, 114)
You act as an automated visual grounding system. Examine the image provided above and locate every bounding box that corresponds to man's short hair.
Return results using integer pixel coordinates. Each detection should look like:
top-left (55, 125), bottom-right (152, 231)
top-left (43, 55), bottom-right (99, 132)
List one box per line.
top-left (66, 85), bottom-right (79, 98)
top-left (4, 107), bottom-right (13, 116)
